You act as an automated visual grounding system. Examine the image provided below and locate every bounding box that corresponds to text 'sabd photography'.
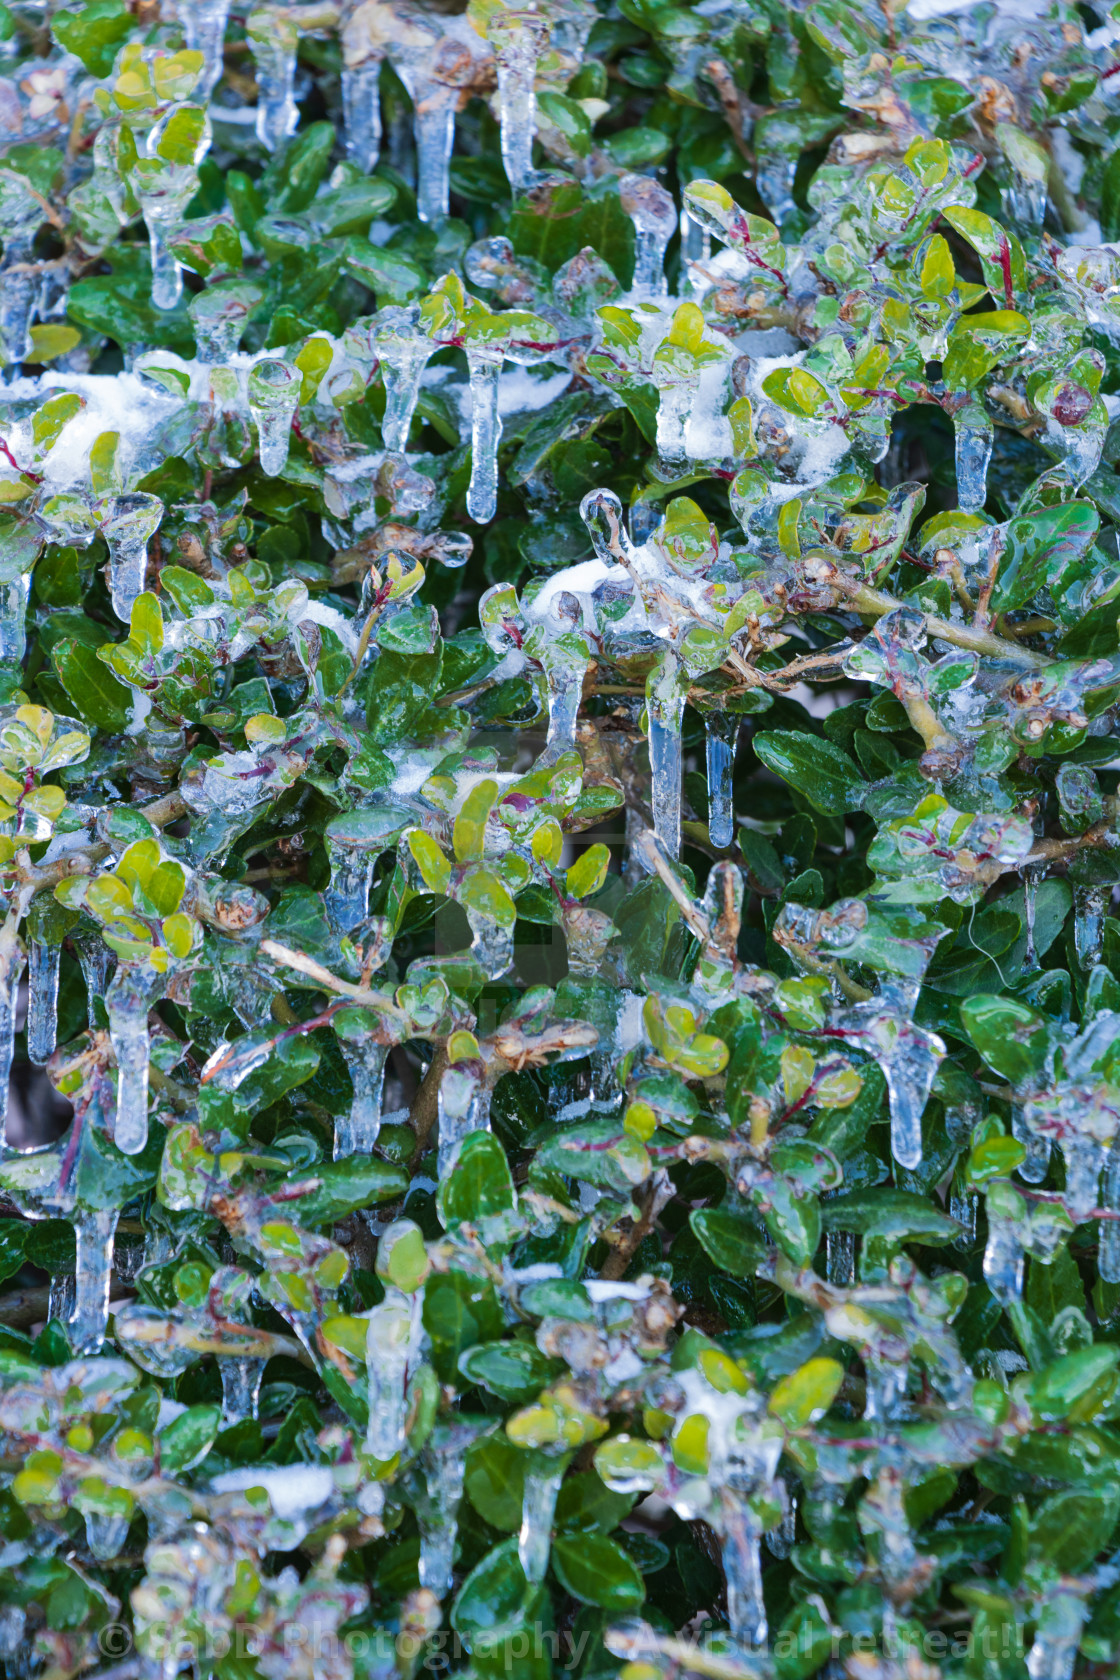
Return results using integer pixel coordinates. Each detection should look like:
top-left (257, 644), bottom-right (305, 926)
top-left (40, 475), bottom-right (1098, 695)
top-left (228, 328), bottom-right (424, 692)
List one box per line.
top-left (9, 0), bottom-right (1120, 1678)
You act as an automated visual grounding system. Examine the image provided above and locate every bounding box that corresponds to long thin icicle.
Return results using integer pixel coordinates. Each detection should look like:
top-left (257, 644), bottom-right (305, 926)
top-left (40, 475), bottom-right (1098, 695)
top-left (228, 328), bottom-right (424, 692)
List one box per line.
top-left (26, 937), bottom-right (60, 1067)
top-left (489, 11), bottom-right (546, 193)
top-left (342, 58), bottom-right (383, 173)
top-left (107, 974), bottom-right (152, 1156)
top-left (705, 712), bottom-right (738, 850)
top-left (0, 930), bottom-right (26, 1147)
top-left (647, 655), bottom-right (687, 859)
top-left (518, 1452), bottom-right (566, 1583)
top-left (465, 345), bottom-right (505, 523)
top-left (69, 1207), bottom-right (120, 1355)
top-left (336, 1041), bottom-right (388, 1159)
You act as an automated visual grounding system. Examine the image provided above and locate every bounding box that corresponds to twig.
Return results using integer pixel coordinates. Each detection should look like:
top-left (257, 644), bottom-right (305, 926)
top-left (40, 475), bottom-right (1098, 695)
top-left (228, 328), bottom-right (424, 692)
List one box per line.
top-left (410, 1047), bottom-right (448, 1161)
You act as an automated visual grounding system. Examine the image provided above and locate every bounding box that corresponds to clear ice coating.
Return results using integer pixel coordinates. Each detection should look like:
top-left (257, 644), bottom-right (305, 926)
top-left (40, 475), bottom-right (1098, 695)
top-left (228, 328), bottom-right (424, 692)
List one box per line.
top-left (489, 10), bottom-right (546, 193)
top-left (248, 7), bottom-right (300, 151)
top-left (247, 358), bottom-right (301, 478)
top-left (220, 1355), bottom-right (267, 1425)
top-left (375, 307), bottom-right (435, 452)
top-left (0, 570), bottom-right (31, 667)
top-left (1026, 1592), bottom-right (1087, 1680)
top-left (518, 1452), bottom-right (566, 1583)
top-left (93, 492), bottom-right (164, 625)
top-left (438, 1065), bottom-right (493, 1179)
top-left (343, 57), bottom-right (384, 173)
top-left (107, 973), bottom-right (152, 1156)
top-left (0, 934), bottom-right (26, 1144)
top-left (365, 1295), bottom-right (415, 1460)
top-left (704, 712), bottom-right (738, 850)
top-left (26, 937), bottom-right (60, 1067)
top-left (465, 345), bottom-right (506, 524)
top-left (74, 933), bottom-right (112, 1028)
top-left (335, 1041), bottom-right (388, 1159)
top-left (135, 106), bottom-right (212, 312)
top-left (182, 0), bottom-right (232, 98)
top-left (620, 173), bottom-right (677, 299)
top-left (69, 1207), bottom-right (121, 1355)
top-left (1101, 1146), bottom-right (1120, 1285)
top-left (825, 1229), bottom-right (855, 1286)
top-left (953, 402), bottom-right (993, 514)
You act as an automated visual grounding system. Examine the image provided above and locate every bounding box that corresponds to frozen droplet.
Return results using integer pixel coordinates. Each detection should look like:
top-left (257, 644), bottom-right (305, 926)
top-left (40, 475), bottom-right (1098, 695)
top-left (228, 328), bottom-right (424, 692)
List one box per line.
top-left (1074, 884), bottom-right (1108, 969)
top-left (335, 1041), bottom-right (388, 1159)
top-left (825, 1229), bottom-right (855, 1286)
top-left (438, 1065), bottom-right (493, 1180)
top-left (220, 1355), bottom-right (266, 1425)
top-left (1011, 1104), bottom-right (1050, 1185)
top-left (343, 58), bottom-right (384, 173)
top-left (107, 973), bottom-right (152, 1156)
top-left (189, 279), bottom-right (263, 365)
top-left (365, 1294), bottom-right (416, 1461)
top-left (489, 11), bottom-right (546, 193)
top-left (93, 492), bottom-right (164, 625)
top-left (953, 402), bottom-right (993, 515)
top-left (248, 7), bottom-right (300, 151)
top-left (69, 1207), bottom-right (120, 1354)
top-left (518, 1453), bottom-right (566, 1584)
top-left (705, 712), bottom-right (739, 850)
top-left (375, 308), bottom-right (434, 452)
top-left (620, 174), bottom-right (676, 300)
top-left (85, 1510), bottom-right (131, 1561)
top-left (0, 937), bottom-right (26, 1145)
top-left (465, 344), bottom-right (505, 524)
top-left (647, 655), bottom-right (688, 860)
top-left (182, 0), bottom-right (232, 98)
top-left (26, 937), bottom-right (60, 1066)
top-left (247, 358), bottom-right (300, 477)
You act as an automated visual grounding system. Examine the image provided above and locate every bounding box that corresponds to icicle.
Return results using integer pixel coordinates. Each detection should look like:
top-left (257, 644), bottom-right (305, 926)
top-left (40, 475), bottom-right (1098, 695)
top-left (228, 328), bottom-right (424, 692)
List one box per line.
top-left (376, 310), bottom-right (434, 452)
top-left (69, 1207), bottom-right (120, 1354)
top-left (438, 1066), bottom-right (492, 1179)
top-left (26, 937), bottom-right (60, 1066)
top-left (825, 1229), bottom-right (855, 1286)
top-left (394, 57), bottom-right (456, 224)
top-left (765, 1486), bottom-right (796, 1559)
top-left (0, 258), bottom-right (37, 367)
top-left (107, 974), bottom-right (151, 1156)
top-left (417, 1430), bottom-right (470, 1597)
top-left (1100, 1143), bottom-right (1120, 1285)
top-left (705, 712), bottom-right (738, 850)
top-left (1065, 1138), bottom-right (1105, 1222)
top-left (983, 1217), bottom-right (1024, 1306)
top-left (365, 1296), bottom-right (414, 1461)
top-left (1074, 884), bottom-right (1108, 969)
top-left (864, 1358), bottom-right (907, 1422)
top-left (953, 402), bottom-right (993, 514)
top-left (1022, 862), bottom-right (1044, 972)
top-left (465, 345), bottom-right (505, 524)
top-left (756, 151), bottom-right (798, 226)
top-left (540, 609), bottom-right (590, 757)
top-left (325, 841), bottom-right (375, 933)
top-left (182, 0), bottom-right (232, 98)
top-left (0, 934), bottom-right (26, 1146)
top-left (950, 1187), bottom-right (977, 1248)
top-left (93, 492), bottom-right (164, 625)
top-left (680, 190), bottom-right (712, 297)
top-left (343, 59), bottom-right (384, 173)
top-left (74, 934), bottom-right (112, 1028)
top-left (247, 358), bottom-right (300, 478)
top-left (48, 1272), bottom-right (75, 1326)
top-left (1026, 1592), bottom-right (1087, 1680)
top-left (518, 1452), bottom-right (566, 1584)
top-left (489, 11), bottom-right (546, 194)
top-left (248, 8), bottom-right (300, 152)
top-left (220, 1356), bottom-right (266, 1425)
top-left (85, 1510), bottom-right (132, 1561)
top-left (335, 1041), bottom-right (388, 1159)
top-left (654, 363), bottom-right (696, 465)
top-left (620, 174), bottom-right (676, 300)
top-left (0, 569), bottom-right (30, 665)
top-left (0, 1608), bottom-right (25, 1661)
top-left (647, 655), bottom-right (687, 859)
top-left (721, 1493), bottom-right (767, 1650)
top-left (1011, 1104), bottom-right (1050, 1185)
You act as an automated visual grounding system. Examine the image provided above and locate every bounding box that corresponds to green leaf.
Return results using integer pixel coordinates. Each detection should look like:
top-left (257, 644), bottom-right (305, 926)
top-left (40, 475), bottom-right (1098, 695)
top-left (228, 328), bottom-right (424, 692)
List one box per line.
top-left (753, 732), bottom-right (866, 816)
top-left (551, 1532), bottom-right (645, 1609)
top-left (53, 638), bottom-right (132, 732)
